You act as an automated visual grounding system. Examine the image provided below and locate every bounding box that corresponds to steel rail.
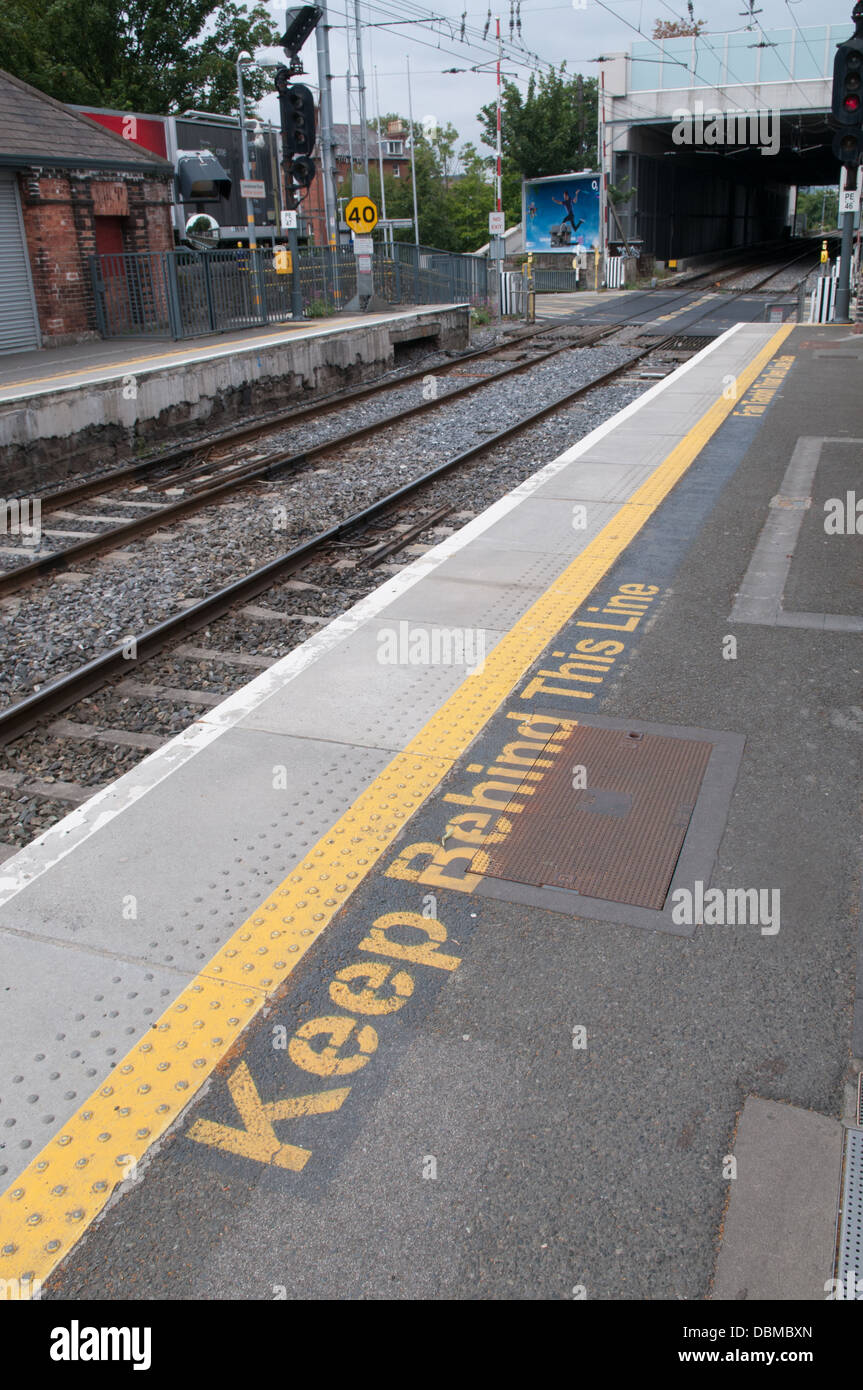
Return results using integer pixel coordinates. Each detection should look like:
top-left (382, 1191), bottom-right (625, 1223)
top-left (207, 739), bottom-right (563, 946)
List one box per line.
top-left (22, 318), bottom-right (614, 515)
top-left (0, 333), bottom-right (678, 746)
top-left (0, 323), bottom-right (621, 600)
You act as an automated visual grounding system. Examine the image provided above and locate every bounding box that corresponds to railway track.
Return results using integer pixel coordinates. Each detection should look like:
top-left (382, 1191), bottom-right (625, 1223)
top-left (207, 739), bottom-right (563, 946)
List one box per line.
top-left (0, 329), bottom-right (692, 811)
top-left (0, 317), bottom-right (621, 599)
top-left (0, 251), bottom-right (819, 849)
top-left (672, 236), bottom-right (830, 292)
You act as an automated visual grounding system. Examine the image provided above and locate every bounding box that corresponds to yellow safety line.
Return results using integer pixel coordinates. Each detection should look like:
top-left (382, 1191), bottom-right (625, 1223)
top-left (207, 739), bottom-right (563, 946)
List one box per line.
top-left (0, 325), bottom-right (793, 1294)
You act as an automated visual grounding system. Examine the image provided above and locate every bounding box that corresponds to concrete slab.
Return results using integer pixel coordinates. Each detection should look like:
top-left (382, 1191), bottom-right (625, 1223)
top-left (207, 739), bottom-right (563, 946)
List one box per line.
top-left (0, 933), bottom-right (187, 1185)
top-left (712, 1097), bottom-right (844, 1301)
top-left (0, 727), bottom-right (391, 972)
top-left (470, 496), bottom-right (621, 555)
top-left (236, 618), bottom-right (505, 749)
top-left (534, 456), bottom-right (671, 498)
top-left (0, 306), bottom-right (465, 402)
top-left (373, 544), bottom-right (566, 628)
top-left (0, 729), bottom-right (391, 1184)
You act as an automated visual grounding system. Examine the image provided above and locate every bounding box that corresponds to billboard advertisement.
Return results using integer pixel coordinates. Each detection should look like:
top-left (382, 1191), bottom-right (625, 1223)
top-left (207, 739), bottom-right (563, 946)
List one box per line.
top-left (522, 172), bottom-right (601, 253)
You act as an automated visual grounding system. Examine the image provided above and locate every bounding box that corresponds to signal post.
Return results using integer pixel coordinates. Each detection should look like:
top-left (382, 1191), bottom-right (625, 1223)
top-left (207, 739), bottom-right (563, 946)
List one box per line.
top-left (344, 194), bottom-right (387, 312)
top-left (832, 3), bottom-right (863, 320)
top-left (275, 6), bottom-right (323, 320)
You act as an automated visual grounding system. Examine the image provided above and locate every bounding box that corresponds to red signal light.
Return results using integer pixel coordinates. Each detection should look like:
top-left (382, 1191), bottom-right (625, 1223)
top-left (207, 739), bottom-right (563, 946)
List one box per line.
top-left (845, 94), bottom-right (861, 110)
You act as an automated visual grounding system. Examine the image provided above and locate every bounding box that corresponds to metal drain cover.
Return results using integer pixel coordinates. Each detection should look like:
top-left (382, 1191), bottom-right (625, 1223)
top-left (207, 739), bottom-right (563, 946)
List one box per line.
top-left (471, 724), bottom-right (712, 910)
top-left (837, 1127), bottom-right (863, 1291)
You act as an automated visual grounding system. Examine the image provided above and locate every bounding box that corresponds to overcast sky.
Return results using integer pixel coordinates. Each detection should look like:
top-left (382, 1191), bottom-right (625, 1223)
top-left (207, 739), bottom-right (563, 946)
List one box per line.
top-left (253, 0), bottom-right (856, 154)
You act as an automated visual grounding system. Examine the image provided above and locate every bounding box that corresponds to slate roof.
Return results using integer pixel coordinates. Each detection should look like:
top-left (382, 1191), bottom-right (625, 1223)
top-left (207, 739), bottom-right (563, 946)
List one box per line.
top-left (0, 67), bottom-right (174, 172)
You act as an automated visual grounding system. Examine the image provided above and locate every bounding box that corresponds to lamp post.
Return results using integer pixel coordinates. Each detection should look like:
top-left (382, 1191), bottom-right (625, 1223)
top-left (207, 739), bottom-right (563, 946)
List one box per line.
top-left (236, 51), bottom-right (257, 252)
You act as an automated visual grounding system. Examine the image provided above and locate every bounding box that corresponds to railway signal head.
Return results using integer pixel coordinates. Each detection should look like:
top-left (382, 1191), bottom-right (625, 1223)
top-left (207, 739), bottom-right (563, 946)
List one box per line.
top-left (279, 6), bottom-right (322, 74)
top-left (832, 36), bottom-right (863, 128)
top-left (833, 128), bottom-right (863, 165)
top-left (276, 79), bottom-right (316, 158)
top-left (280, 6), bottom-right (322, 55)
top-left (290, 154), bottom-right (316, 188)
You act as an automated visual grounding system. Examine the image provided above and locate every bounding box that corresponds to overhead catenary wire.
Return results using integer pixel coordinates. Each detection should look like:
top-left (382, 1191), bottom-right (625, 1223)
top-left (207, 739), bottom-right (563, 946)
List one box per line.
top-left (325, 0), bottom-right (554, 77)
top-left (783, 1), bottom-right (826, 78)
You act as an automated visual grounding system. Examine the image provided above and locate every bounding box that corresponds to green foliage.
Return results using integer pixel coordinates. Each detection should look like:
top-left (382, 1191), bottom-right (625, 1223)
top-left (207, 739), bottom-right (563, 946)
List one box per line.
top-left (343, 123), bottom-right (497, 253)
top-left (305, 298), bottom-right (335, 318)
top-left (478, 65), bottom-right (598, 224)
top-left (608, 176), bottom-right (636, 206)
top-left (796, 187), bottom-right (838, 232)
top-left (0, 0), bottom-right (277, 113)
top-left (652, 18), bottom-right (705, 38)
top-left (446, 143), bottom-right (496, 249)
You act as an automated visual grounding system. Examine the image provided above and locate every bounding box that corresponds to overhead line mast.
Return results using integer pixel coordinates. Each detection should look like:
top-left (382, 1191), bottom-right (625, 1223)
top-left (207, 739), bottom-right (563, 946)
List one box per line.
top-left (496, 14), bottom-right (503, 214)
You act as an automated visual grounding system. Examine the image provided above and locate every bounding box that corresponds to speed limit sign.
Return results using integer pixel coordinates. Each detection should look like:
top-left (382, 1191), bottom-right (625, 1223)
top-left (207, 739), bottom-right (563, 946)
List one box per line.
top-left (345, 195), bottom-right (379, 232)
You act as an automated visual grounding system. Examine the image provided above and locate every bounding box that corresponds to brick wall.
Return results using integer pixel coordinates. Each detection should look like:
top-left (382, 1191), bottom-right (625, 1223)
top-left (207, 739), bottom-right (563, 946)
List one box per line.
top-left (18, 170), bottom-right (174, 346)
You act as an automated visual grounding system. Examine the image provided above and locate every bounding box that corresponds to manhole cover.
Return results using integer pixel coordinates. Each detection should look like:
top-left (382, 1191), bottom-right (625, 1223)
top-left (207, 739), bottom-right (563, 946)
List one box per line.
top-left (471, 724), bottom-right (713, 910)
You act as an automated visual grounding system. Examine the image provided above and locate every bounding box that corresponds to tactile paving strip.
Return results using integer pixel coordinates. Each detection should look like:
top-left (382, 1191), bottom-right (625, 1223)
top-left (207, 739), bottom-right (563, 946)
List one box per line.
top-left (473, 725), bottom-right (712, 910)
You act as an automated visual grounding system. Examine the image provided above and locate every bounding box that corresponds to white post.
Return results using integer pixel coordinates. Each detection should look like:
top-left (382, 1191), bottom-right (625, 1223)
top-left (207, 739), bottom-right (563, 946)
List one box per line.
top-left (237, 55), bottom-right (257, 251)
top-left (374, 63), bottom-right (389, 247)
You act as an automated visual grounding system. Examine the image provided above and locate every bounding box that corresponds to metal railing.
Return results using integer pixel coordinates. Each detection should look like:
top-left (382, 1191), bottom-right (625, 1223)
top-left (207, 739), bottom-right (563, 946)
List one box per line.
top-left (532, 268), bottom-right (581, 293)
top-left (374, 242), bottom-right (489, 306)
top-left (89, 242), bottom-right (489, 340)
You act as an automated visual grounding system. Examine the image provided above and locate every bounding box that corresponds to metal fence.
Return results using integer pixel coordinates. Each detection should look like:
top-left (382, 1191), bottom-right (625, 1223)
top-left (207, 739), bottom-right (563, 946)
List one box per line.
top-left (532, 268), bottom-right (581, 293)
top-left (89, 242), bottom-right (489, 340)
top-left (374, 242), bottom-right (488, 306)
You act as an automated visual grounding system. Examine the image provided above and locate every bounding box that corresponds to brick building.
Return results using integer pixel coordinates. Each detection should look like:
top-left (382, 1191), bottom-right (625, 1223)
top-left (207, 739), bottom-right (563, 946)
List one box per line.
top-left (0, 67), bottom-right (175, 352)
top-left (304, 119), bottom-right (411, 243)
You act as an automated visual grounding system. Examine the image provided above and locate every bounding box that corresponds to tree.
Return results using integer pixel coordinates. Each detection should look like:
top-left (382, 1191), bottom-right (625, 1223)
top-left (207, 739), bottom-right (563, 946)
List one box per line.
top-left (796, 187), bottom-right (838, 232)
top-left (447, 144), bottom-right (496, 248)
top-left (346, 118), bottom-right (493, 251)
top-left (428, 122), bottom-right (459, 189)
top-left (478, 66), bottom-right (598, 225)
top-left (0, 0), bottom-right (277, 113)
top-left (653, 18), bottom-right (705, 38)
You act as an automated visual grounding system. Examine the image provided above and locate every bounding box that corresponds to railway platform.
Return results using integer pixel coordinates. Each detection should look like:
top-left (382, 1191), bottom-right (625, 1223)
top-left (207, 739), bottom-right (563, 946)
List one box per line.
top-left (0, 303), bottom-right (469, 489)
top-left (1, 319), bottom-right (862, 1303)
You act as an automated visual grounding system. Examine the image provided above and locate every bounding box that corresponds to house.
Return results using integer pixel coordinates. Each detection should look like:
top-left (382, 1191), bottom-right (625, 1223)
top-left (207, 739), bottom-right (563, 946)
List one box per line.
top-left (0, 67), bottom-right (174, 352)
top-left (303, 119), bottom-right (411, 244)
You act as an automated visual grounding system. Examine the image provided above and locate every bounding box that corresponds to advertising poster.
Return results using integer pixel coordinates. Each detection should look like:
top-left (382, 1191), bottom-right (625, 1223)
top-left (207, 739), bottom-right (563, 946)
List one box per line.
top-left (522, 172), bottom-right (601, 253)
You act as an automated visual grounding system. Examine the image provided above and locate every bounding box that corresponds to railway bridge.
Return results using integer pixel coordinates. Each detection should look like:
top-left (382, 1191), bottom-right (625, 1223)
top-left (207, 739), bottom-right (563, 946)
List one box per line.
top-left (599, 24), bottom-right (844, 261)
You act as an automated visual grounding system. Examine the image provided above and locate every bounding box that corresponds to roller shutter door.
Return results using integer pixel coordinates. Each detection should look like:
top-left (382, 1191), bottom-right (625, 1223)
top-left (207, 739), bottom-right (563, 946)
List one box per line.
top-left (0, 171), bottom-right (41, 352)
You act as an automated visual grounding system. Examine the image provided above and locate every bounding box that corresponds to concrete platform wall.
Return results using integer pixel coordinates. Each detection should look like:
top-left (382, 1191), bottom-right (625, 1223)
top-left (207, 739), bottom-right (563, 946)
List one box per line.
top-left (0, 306), bottom-right (469, 491)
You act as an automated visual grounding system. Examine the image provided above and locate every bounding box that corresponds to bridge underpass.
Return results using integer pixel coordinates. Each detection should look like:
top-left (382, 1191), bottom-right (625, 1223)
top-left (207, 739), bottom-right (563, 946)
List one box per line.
top-left (599, 23), bottom-right (844, 262)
